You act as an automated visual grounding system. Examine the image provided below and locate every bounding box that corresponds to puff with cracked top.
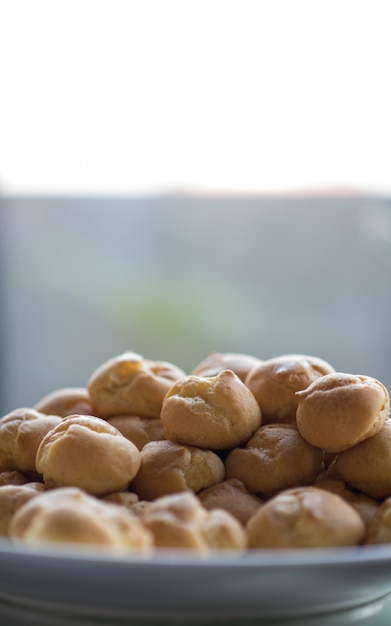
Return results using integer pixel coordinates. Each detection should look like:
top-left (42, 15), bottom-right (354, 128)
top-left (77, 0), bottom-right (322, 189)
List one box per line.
top-left (131, 439), bottom-right (224, 501)
top-left (296, 372), bottom-right (390, 453)
top-left (161, 370), bottom-right (262, 450)
top-left (0, 408), bottom-right (62, 475)
top-left (87, 351), bottom-right (185, 419)
top-left (35, 414), bottom-right (141, 496)
top-left (245, 354), bottom-right (335, 425)
top-left (140, 491), bottom-right (247, 551)
top-left (107, 415), bottom-right (165, 450)
top-left (198, 478), bottom-right (264, 526)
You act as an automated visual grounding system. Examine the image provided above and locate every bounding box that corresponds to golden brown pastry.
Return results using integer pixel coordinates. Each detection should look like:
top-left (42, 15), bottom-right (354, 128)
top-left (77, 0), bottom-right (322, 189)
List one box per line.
top-left (244, 354), bottom-right (335, 425)
top-left (140, 491), bottom-right (247, 551)
top-left (35, 414), bottom-right (141, 496)
top-left (225, 424), bottom-right (323, 497)
top-left (246, 487), bottom-right (366, 549)
top-left (315, 477), bottom-right (379, 526)
top-left (326, 420), bottom-right (391, 499)
top-left (131, 439), bottom-right (224, 501)
top-left (296, 373), bottom-right (389, 453)
top-left (160, 370), bottom-right (261, 450)
top-left (0, 409), bottom-right (62, 475)
top-left (4, 346), bottom-right (390, 555)
top-left (198, 478), bottom-right (263, 525)
top-left (192, 352), bottom-right (263, 383)
top-left (107, 415), bottom-right (165, 450)
top-left (323, 451), bottom-right (338, 469)
top-left (34, 387), bottom-right (96, 418)
top-left (9, 487), bottom-right (153, 551)
top-left (102, 493), bottom-right (149, 519)
top-left (0, 482), bottom-right (45, 536)
top-left (102, 491), bottom-right (139, 508)
top-left (365, 498), bottom-right (391, 544)
top-left (0, 471), bottom-right (29, 486)
top-left (87, 351), bottom-right (185, 419)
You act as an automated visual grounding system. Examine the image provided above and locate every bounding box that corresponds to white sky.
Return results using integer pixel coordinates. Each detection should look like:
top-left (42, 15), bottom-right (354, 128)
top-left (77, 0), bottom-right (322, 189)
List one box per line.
top-left (0, 0), bottom-right (390, 195)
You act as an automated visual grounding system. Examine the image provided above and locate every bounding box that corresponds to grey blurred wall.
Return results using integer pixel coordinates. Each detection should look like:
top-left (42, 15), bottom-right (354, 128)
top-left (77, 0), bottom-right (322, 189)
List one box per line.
top-left (1, 195), bottom-right (391, 415)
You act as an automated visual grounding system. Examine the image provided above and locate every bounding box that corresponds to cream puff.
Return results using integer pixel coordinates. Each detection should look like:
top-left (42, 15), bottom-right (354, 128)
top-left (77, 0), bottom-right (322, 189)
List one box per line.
top-left (0, 408), bottom-right (62, 475)
top-left (131, 439), bottom-right (224, 501)
top-left (161, 370), bottom-right (262, 449)
top-left (9, 486), bottom-right (152, 551)
top-left (87, 352), bottom-right (185, 419)
top-left (35, 414), bottom-right (141, 496)
top-left (198, 478), bottom-right (263, 525)
top-left (107, 415), bottom-right (165, 450)
top-left (296, 373), bottom-right (389, 453)
top-left (0, 482), bottom-right (45, 536)
top-left (326, 420), bottom-right (391, 499)
top-left (246, 487), bottom-right (365, 549)
top-left (34, 387), bottom-right (96, 418)
top-left (0, 471), bottom-right (29, 486)
top-left (315, 477), bottom-right (379, 526)
top-left (192, 352), bottom-right (263, 383)
top-left (225, 424), bottom-right (323, 497)
top-left (365, 498), bottom-right (391, 545)
top-left (140, 491), bottom-right (247, 551)
top-left (245, 354), bottom-right (335, 425)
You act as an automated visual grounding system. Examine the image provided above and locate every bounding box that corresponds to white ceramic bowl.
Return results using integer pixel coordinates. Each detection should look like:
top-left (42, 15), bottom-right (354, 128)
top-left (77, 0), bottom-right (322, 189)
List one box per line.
top-left (1, 540), bottom-right (391, 621)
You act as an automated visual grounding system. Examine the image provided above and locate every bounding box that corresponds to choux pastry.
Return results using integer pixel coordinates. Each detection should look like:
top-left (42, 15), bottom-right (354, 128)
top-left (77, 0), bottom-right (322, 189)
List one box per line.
top-left (365, 498), bottom-right (391, 545)
top-left (161, 369), bottom-right (262, 449)
top-left (245, 354), bottom-right (335, 425)
top-left (103, 491), bottom-right (149, 519)
top-left (315, 478), bottom-right (379, 526)
top-left (34, 387), bottom-right (96, 418)
top-left (225, 424), bottom-right (323, 497)
top-left (296, 373), bottom-right (390, 453)
top-left (107, 415), bottom-right (165, 450)
top-left (131, 439), bottom-right (224, 501)
top-left (2, 347), bottom-right (390, 555)
top-left (0, 471), bottom-right (29, 486)
top-left (198, 478), bottom-right (263, 525)
top-left (140, 491), bottom-right (247, 551)
top-left (87, 351), bottom-right (185, 419)
top-left (246, 487), bottom-right (366, 549)
top-left (9, 487), bottom-right (153, 551)
top-left (36, 414), bottom-right (141, 496)
top-left (192, 352), bottom-right (263, 383)
top-left (0, 408), bottom-right (62, 475)
top-left (326, 420), bottom-right (391, 499)
top-left (103, 491), bottom-right (139, 506)
top-left (0, 482), bottom-right (45, 536)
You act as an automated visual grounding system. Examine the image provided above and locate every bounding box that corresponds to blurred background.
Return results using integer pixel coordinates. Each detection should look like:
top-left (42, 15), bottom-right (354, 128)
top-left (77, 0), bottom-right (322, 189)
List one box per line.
top-left (0, 1), bottom-right (390, 414)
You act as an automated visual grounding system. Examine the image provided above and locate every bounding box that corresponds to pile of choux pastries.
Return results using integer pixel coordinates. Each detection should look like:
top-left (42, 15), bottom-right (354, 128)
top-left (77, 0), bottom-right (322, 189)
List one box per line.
top-left (1, 350), bottom-right (391, 555)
